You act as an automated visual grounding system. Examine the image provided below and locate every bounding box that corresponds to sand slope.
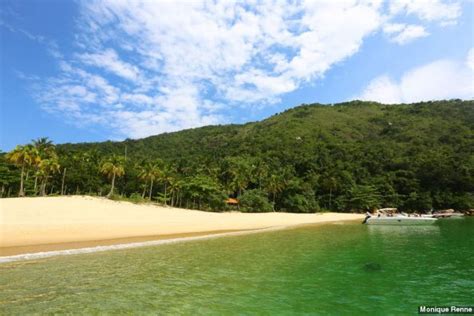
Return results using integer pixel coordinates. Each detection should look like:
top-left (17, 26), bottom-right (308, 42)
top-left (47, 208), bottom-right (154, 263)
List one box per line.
top-left (0, 196), bottom-right (363, 248)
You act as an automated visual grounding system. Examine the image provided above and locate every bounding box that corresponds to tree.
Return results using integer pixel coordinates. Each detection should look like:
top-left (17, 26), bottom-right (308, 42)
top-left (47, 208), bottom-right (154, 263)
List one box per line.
top-left (138, 162), bottom-right (161, 201)
top-left (38, 157), bottom-right (60, 196)
top-left (159, 164), bottom-right (175, 205)
top-left (101, 156), bottom-right (125, 198)
top-left (5, 145), bottom-right (40, 196)
top-left (32, 137), bottom-right (53, 155)
top-left (240, 189), bottom-right (273, 212)
top-left (264, 174), bottom-right (286, 210)
top-left (182, 175), bottom-right (226, 211)
top-left (168, 177), bottom-right (183, 207)
top-left (32, 137), bottom-right (56, 195)
top-left (322, 176), bottom-right (338, 210)
top-left (347, 184), bottom-right (381, 211)
top-left (225, 157), bottom-right (254, 197)
top-left (402, 191), bottom-right (432, 212)
top-left (253, 159), bottom-right (269, 189)
top-left (280, 179), bottom-right (318, 213)
top-left (0, 154), bottom-right (19, 197)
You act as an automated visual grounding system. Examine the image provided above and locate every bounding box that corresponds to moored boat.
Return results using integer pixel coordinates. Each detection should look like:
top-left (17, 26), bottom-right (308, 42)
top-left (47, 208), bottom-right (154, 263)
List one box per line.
top-left (432, 209), bottom-right (465, 218)
top-left (362, 208), bottom-right (438, 225)
top-left (364, 215), bottom-right (438, 225)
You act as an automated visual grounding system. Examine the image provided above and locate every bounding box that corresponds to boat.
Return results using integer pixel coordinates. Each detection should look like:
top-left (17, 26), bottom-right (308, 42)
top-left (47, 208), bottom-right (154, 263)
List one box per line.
top-left (363, 215), bottom-right (438, 225)
top-left (432, 209), bottom-right (464, 218)
top-left (362, 209), bottom-right (438, 225)
top-left (363, 214), bottom-right (438, 225)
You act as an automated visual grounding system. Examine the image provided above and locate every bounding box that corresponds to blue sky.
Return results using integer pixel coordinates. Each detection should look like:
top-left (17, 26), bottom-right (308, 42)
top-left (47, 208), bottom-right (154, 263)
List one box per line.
top-left (1, 0), bottom-right (473, 151)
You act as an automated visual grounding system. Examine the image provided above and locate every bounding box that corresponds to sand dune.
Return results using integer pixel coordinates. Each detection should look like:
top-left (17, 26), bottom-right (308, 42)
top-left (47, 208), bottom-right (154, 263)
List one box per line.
top-left (0, 196), bottom-right (363, 253)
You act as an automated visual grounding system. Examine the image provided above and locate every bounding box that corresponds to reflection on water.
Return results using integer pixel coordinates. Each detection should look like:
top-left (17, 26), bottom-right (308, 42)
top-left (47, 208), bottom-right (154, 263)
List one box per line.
top-left (367, 224), bottom-right (440, 237)
top-left (367, 224), bottom-right (440, 233)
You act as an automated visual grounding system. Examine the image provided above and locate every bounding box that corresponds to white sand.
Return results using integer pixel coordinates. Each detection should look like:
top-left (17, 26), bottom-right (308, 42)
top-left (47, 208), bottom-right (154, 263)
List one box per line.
top-left (0, 196), bottom-right (363, 249)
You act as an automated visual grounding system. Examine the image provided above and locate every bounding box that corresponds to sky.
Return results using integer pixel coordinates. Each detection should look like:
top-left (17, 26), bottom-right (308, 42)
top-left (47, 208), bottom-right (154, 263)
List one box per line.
top-left (1, 0), bottom-right (473, 151)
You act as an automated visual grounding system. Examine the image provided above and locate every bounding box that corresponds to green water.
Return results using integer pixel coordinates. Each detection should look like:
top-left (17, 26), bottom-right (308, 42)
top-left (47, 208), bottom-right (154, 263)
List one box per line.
top-left (1, 218), bottom-right (473, 315)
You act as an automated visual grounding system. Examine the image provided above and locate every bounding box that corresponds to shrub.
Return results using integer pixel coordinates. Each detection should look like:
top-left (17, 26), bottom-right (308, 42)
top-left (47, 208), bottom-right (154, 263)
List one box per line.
top-left (281, 193), bottom-right (319, 213)
top-left (129, 192), bottom-right (146, 203)
top-left (402, 191), bottom-right (432, 211)
top-left (239, 189), bottom-right (273, 212)
top-left (451, 193), bottom-right (474, 211)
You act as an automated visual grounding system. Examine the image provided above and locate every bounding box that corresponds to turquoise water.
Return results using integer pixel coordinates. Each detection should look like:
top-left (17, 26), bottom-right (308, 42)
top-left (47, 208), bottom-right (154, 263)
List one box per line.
top-left (1, 218), bottom-right (473, 315)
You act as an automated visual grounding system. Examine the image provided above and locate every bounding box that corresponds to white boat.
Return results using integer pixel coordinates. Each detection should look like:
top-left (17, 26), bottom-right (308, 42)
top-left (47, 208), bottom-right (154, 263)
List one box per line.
top-left (363, 215), bottom-right (438, 225)
top-left (432, 210), bottom-right (464, 218)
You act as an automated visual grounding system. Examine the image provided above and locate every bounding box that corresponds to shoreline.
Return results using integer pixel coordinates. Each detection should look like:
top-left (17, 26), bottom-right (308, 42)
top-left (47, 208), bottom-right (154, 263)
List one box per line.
top-left (0, 222), bottom-right (362, 264)
top-left (0, 196), bottom-right (364, 260)
top-left (0, 229), bottom-right (250, 256)
top-left (0, 225), bottom-right (287, 263)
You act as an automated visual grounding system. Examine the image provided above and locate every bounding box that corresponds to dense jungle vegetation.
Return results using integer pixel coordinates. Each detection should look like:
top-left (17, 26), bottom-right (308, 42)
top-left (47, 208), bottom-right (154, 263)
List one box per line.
top-left (1, 100), bottom-right (473, 213)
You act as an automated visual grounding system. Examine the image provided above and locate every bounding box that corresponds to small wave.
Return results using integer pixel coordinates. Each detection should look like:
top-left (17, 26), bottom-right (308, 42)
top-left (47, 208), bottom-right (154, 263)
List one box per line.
top-left (0, 226), bottom-right (287, 264)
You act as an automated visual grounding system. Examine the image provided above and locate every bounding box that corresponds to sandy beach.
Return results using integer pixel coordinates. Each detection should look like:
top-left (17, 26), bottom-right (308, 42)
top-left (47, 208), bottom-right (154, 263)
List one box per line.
top-left (0, 196), bottom-right (363, 255)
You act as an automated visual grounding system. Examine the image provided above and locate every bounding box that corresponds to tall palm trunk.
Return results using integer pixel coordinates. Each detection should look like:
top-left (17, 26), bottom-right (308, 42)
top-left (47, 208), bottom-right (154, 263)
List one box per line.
top-left (164, 183), bottom-right (167, 205)
top-left (33, 175), bottom-right (38, 195)
top-left (329, 188), bottom-right (332, 210)
top-left (19, 164), bottom-right (25, 197)
top-left (61, 168), bottom-right (67, 195)
top-left (107, 172), bottom-right (116, 198)
top-left (149, 179), bottom-right (154, 201)
top-left (272, 192), bottom-right (276, 211)
top-left (41, 175), bottom-right (48, 196)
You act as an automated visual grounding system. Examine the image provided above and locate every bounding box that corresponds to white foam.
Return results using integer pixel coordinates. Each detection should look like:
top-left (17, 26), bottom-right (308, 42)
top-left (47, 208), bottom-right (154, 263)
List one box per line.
top-left (0, 226), bottom-right (287, 264)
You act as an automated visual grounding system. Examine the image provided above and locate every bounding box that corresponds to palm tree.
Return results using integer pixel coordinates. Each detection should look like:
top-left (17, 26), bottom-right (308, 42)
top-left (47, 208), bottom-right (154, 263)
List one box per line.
top-left (325, 176), bottom-right (338, 210)
top-left (159, 165), bottom-right (175, 205)
top-left (32, 137), bottom-right (53, 154)
top-left (226, 157), bottom-right (253, 198)
top-left (32, 137), bottom-right (55, 195)
top-left (138, 162), bottom-right (161, 201)
top-left (168, 178), bottom-right (182, 207)
top-left (5, 145), bottom-right (40, 196)
top-left (253, 160), bottom-right (269, 189)
top-left (38, 157), bottom-right (60, 196)
top-left (264, 174), bottom-right (286, 210)
top-left (100, 156), bottom-right (125, 198)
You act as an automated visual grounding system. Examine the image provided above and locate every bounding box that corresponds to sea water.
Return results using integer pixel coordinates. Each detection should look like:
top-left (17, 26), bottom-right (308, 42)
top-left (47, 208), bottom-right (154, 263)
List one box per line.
top-left (1, 218), bottom-right (473, 315)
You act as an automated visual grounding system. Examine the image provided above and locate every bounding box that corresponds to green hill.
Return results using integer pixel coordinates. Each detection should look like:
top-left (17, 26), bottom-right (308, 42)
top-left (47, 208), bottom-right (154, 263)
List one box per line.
top-left (2, 100), bottom-right (473, 212)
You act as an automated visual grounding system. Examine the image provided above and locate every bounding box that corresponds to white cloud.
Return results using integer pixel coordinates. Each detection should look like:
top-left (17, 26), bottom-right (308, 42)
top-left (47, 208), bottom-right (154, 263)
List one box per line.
top-left (357, 76), bottom-right (402, 104)
top-left (31, 0), bottom-right (464, 139)
top-left (357, 50), bottom-right (474, 103)
top-left (383, 23), bottom-right (406, 34)
top-left (78, 49), bottom-right (140, 81)
top-left (121, 93), bottom-right (155, 107)
top-left (389, 0), bottom-right (461, 25)
top-left (384, 23), bottom-right (429, 44)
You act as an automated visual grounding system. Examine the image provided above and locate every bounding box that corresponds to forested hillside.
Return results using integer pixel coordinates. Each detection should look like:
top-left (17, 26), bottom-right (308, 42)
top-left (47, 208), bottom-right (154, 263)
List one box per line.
top-left (1, 100), bottom-right (473, 212)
